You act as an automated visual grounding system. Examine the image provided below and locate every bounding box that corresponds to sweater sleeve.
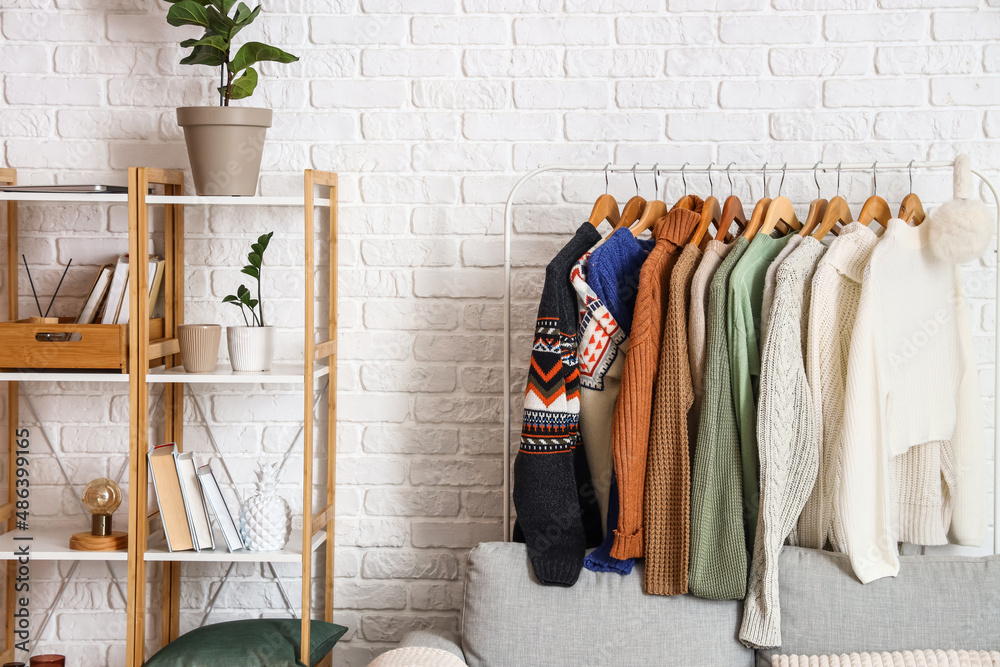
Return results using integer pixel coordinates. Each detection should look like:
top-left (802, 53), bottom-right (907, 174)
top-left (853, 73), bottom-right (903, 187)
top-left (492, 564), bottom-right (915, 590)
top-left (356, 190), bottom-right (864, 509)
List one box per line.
top-left (837, 269), bottom-right (900, 584)
top-left (947, 268), bottom-right (987, 545)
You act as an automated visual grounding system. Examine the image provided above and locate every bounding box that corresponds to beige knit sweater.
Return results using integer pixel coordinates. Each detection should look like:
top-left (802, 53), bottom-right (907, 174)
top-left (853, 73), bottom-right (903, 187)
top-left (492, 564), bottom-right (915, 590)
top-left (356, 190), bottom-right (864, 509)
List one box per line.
top-left (687, 240), bottom-right (732, 430)
top-left (644, 243), bottom-right (701, 596)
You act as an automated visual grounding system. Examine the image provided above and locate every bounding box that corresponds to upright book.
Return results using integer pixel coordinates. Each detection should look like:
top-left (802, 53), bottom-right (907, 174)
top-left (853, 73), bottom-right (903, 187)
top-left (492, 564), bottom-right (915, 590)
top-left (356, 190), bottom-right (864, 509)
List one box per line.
top-left (147, 443), bottom-right (194, 552)
top-left (173, 451), bottom-right (215, 551)
top-left (77, 264), bottom-right (113, 324)
top-left (100, 254), bottom-right (130, 325)
top-left (197, 463), bottom-right (244, 552)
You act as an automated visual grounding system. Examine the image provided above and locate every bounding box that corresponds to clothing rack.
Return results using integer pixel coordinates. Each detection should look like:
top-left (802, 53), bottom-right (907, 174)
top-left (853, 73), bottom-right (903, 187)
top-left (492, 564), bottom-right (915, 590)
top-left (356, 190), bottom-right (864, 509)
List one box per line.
top-left (501, 159), bottom-right (1000, 557)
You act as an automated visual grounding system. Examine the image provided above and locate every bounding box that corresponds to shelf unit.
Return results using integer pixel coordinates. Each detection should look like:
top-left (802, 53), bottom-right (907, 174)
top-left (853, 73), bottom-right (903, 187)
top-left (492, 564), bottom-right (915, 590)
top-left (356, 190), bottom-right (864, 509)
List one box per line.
top-left (0, 167), bottom-right (339, 667)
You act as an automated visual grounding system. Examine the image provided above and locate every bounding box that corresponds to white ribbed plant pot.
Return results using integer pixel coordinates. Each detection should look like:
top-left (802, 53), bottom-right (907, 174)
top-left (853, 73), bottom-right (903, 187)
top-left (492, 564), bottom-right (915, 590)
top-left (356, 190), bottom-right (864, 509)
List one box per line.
top-left (227, 326), bottom-right (275, 372)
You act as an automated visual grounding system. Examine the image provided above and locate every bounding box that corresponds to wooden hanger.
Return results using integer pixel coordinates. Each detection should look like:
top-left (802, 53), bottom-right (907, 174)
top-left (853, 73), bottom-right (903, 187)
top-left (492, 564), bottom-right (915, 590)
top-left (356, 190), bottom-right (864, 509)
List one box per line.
top-left (742, 197), bottom-right (771, 242)
top-left (588, 164), bottom-right (620, 228)
top-left (715, 163), bottom-right (748, 241)
top-left (800, 164), bottom-right (827, 237)
top-left (616, 195), bottom-right (646, 229)
top-left (812, 162), bottom-right (853, 239)
top-left (857, 162), bottom-right (890, 228)
top-left (760, 197), bottom-right (799, 236)
top-left (691, 163), bottom-right (721, 246)
top-left (631, 199), bottom-right (666, 237)
top-left (898, 162), bottom-right (925, 225)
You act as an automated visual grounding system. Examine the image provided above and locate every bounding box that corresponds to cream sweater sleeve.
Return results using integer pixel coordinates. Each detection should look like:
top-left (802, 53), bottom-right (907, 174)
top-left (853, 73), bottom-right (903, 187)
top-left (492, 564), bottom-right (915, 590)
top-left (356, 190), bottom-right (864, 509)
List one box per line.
top-left (837, 262), bottom-right (900, 584)
top-left (948, 266), bottom-right (987, 545)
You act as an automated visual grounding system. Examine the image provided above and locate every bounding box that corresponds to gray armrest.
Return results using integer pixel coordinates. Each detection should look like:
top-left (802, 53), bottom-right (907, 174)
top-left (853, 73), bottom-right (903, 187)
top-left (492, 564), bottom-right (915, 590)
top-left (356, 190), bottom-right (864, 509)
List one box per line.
top-left (398, 630), bottom-right (466, 662)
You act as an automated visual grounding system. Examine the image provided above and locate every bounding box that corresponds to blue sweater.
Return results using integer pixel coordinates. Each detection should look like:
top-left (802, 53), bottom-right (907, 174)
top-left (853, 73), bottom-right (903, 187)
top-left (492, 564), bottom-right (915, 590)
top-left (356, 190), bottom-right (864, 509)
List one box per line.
top-left (586, 228), bottom-right (655, 337)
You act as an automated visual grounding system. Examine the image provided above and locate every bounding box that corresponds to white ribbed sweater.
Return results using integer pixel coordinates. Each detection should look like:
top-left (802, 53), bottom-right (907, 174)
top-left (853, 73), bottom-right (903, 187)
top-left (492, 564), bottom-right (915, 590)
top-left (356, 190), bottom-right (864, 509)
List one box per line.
top-left (740, 237), bottom-right (826, 649)
top-left (837, 219), bottom-right (986, 584)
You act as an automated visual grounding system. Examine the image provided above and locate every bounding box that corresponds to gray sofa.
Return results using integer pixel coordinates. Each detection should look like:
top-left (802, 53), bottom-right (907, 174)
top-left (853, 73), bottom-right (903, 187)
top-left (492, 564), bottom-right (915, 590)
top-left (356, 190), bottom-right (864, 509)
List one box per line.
top-left (396, 542), bottom-right (1000, 666)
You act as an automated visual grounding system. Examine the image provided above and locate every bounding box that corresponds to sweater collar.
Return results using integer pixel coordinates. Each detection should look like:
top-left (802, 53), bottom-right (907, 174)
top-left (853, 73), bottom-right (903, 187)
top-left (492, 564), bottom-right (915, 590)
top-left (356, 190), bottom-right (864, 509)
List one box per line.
top-left (822, 221), bottom-right (879, 283)
top-left (653, 207), bottom-right (700, 249)
top-left (886, 217), bottom-right (931, 249)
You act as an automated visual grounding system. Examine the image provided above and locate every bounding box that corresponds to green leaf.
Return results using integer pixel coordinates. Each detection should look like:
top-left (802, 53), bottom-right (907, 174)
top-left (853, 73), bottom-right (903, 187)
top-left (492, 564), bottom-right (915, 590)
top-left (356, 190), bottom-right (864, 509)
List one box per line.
top-left (247, 298), bottom-right (259, 309)
top-left (227, 66), bottom-right (258, 100)
top-left (234, 2), bottom-right (253, 23)
top-left (166, 0), bottom-right (209, 28)
top-left (241, 266), bottom-right (260, 279)
top-left (237, 284), bottom-right (249, 298)
top-left (251, 242), bottom-right (263, 255)
top-left (248, 252), bottom-right (262, 268)
top-left (180, 33), bottom-right (229, 53)
top-left (180, 44), bottom-right (226, 67)
top-left (259, 232), bottom-right (273, 250)
top-left (205, 4), bottom-right (236, 37)
top-left (230, 42), bottom-right (298, 75)
top-left (222, 294), bottom-right (239, 303)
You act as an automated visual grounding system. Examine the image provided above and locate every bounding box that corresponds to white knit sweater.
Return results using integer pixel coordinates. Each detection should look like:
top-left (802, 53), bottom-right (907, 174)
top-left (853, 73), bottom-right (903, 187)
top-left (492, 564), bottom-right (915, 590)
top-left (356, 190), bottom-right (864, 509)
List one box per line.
top-left (837, 219), bottom-right (986, 584)
top-left (760, 234), bottom-right (802, 346)
top-left (740, 237), bottom-right (826, 649)
top-left (798, 223), bottom-right (879, 550)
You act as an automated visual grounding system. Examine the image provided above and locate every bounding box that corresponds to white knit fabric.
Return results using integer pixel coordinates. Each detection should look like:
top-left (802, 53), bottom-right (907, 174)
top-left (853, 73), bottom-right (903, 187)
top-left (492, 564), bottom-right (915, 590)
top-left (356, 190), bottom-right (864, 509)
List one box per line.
top-left (760, 234), bottom-right (802, 346)
top-left (838, 219), bottom-right (986, 584)
top-left (772, 650), bottom-right (1000, 667)
top-left (687, 239), bottom-right (732, 426)
top-left (798, 223), bottom-right (880, 550)
top-left (368, 646), bottom-right (467, 667)
top-left (740, 238), bottom-right (826, 649)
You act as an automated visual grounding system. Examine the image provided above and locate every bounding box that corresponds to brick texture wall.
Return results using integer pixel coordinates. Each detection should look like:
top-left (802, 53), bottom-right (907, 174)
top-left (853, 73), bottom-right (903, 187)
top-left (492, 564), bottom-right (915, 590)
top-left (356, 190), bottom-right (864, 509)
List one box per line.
top-left (1, 0), bottom-right (998, 664)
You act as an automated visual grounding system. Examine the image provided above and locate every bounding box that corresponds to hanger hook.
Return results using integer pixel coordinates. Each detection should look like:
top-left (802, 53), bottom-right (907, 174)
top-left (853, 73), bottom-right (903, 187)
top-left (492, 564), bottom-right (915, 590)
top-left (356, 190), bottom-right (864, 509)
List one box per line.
top-left (652, 163), bottom-right (659, 199)
top-left (681, 162), bottom-right (689, 196)
top-left (836, 161), bottom-right (842, 196)
top-left (813, 161), bottom-right (822, 198)
top-left (908, 159), bottom-right (915, 194)
top-left (871, 161), bottom-right (878, 196)
top-left (707, 162), bottom-right (715, 198)
top-left (762, 162), bottom-right (768, 198)
top-left (604, 162), bottom-right (611, 195)
top-left (632, 163), bottom-right (639, 196)
top-left (778, 162), bottom-right (787, 197)
top-left (727, 161), bottom-right (735, 198)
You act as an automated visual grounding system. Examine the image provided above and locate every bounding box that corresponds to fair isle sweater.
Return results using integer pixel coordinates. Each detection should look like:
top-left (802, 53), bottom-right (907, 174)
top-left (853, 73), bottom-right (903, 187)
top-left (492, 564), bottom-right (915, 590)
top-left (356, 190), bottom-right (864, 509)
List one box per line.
top-left (513, 222), bottom-right (603, 587)
top-left (739, 237), bottom-right (826, 648)
top-left (838, 219), bottom-right (986, 584)
top-left (689, 235), bottom-right (750, 601)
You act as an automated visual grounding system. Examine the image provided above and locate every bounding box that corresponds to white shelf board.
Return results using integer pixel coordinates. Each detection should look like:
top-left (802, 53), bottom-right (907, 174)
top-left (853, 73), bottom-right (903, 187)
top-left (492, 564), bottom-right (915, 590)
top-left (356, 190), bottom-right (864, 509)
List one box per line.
top-left (0, 192), bottom-right (128, 203)
top-left (145, 195), bottom-right (331, 207)
top-left (145, 528), bottom-right (325, 563)
top-left (0, 526), bottom-right (128, 561)
top-left (0, 370), bottom-right (129, 383)
top-left (147, 363), bottom-right (330, 384)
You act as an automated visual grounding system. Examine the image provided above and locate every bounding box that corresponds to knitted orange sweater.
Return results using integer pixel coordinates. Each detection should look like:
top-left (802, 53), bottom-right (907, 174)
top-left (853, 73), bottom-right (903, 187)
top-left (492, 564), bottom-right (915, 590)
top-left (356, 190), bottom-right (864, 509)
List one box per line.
top-left (644, 242), bottom-right (701, 595)
top-left (610, 205), bottom-right (700, 560)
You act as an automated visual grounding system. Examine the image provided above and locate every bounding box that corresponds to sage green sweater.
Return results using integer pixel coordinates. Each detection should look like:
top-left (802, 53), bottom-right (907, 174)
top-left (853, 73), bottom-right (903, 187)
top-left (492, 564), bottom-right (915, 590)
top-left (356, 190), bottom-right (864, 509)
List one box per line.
top-left (689, 235), bottom-right (749, 600)
top-left (727, 232), bottom-right (793, 553)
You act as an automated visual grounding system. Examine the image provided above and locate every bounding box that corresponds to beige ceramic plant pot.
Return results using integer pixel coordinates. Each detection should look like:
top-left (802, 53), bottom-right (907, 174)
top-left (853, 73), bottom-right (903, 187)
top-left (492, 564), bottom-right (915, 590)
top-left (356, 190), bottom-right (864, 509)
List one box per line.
top-left (177, 324), bottom-right (221, 373)
top-left (176, 106), bottom-right (272, 196)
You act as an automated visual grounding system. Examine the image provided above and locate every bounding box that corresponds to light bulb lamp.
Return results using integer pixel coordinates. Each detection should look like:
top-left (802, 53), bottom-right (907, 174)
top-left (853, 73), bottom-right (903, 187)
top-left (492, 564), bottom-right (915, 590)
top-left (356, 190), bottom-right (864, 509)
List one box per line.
top-left (69, 478), bottom-right (127, 551)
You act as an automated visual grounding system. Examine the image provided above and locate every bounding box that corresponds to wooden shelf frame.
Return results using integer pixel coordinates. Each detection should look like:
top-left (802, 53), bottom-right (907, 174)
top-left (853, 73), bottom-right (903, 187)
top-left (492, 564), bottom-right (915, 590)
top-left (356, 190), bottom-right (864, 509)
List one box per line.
top-left (0, 168), bottom-right (338, 667)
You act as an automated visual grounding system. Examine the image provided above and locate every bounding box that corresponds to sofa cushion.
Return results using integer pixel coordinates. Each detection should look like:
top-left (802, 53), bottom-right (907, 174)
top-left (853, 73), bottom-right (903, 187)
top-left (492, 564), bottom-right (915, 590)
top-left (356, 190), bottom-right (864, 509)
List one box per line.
top-left (462, 543), bottom-right (753, 667)
top-left (757, 547), bottom-right (1000, 667)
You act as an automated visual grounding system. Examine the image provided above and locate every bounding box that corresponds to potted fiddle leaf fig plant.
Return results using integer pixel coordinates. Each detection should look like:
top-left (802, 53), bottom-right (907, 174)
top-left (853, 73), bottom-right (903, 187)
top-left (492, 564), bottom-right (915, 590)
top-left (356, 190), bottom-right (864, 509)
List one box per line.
top-left (223, 232), bottom-right (275, 371)
top-left (167, 1), bottom-right (299, 196)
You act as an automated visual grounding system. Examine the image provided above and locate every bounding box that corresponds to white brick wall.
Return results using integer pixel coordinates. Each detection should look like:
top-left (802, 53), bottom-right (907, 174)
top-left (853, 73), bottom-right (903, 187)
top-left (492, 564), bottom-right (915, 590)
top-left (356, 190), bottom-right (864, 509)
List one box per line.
top-left (1, 1), bottom-right (999, 665)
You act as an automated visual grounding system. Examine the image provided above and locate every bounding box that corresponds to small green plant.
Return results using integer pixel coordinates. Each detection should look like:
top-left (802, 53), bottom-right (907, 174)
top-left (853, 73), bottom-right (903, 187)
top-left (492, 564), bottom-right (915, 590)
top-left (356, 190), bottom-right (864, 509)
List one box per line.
top-left (166, 0), bottom-right (299, 106)
top-left (223, 232), bottom-right (273, 326)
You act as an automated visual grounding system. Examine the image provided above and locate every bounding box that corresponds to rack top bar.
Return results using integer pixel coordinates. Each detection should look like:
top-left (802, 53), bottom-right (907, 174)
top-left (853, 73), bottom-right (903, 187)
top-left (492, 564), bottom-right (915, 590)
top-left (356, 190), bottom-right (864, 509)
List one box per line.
top-left (528, 160), bottom-right (957, 174)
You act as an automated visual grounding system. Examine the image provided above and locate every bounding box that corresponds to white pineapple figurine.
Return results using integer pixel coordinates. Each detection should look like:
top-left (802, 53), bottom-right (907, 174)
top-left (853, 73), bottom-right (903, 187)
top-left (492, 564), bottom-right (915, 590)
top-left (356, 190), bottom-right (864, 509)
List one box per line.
top-left (239, 462), bottom-right (292, 551)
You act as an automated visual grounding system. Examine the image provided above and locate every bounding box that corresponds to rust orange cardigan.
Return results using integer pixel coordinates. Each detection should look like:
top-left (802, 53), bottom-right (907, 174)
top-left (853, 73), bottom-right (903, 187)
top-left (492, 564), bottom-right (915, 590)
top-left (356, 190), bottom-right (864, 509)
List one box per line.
top-left (610, 204), bottom-right (700, 560)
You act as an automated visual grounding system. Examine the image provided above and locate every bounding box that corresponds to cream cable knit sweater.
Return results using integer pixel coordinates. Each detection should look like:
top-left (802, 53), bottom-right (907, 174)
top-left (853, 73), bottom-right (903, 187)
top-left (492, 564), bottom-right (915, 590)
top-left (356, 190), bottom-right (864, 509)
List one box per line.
top-left (797, 223), bottom-right (879, 550)
top-left (740, 237), bottom-right (826, 649)
top-left (838, 219), bottom-right (986, 584)
top-left (760, 234), bottom-right (802, 346)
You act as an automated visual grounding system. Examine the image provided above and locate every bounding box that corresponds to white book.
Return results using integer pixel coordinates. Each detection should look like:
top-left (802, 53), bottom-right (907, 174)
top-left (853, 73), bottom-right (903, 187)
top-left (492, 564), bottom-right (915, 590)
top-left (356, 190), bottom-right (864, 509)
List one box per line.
top-left (173, 452), bottom-right (215, 551)
top-left (196, 463), bottom-right (244, 552)
top-left (77, 265), bottom-right (113, 324)
top-left (101, 254), bottom-right (130, 325)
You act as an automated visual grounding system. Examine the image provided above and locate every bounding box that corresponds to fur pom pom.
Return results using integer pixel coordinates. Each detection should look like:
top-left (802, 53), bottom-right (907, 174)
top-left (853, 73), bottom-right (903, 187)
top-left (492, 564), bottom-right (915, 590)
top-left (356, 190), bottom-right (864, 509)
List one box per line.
top-left (927, 197), bottom-right (994, 264)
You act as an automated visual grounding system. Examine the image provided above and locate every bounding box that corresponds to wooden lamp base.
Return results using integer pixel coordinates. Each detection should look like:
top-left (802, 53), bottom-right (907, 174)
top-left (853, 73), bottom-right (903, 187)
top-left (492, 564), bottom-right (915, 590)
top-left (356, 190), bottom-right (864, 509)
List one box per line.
top-left (69, 531), bottom-right (128, 551)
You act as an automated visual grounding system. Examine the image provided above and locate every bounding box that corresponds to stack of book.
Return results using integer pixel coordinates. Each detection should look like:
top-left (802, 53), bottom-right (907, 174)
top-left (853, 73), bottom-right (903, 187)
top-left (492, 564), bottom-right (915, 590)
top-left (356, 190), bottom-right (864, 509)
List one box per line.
top-left (147, 443), bottom-right (245, 553)
top-left (77, 254), bottom-right (165, 324)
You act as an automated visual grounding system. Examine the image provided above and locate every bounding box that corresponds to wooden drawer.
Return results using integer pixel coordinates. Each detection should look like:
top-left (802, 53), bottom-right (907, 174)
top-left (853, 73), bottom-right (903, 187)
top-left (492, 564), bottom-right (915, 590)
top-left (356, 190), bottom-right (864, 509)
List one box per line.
top-left (0, 318), bottom-right (166, 372)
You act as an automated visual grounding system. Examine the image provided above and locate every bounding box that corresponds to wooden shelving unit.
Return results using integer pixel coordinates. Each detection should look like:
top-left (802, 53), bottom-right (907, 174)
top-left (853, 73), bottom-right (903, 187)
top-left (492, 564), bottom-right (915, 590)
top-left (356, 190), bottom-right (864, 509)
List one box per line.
top-left (0, 167), bottom-right (339, 667)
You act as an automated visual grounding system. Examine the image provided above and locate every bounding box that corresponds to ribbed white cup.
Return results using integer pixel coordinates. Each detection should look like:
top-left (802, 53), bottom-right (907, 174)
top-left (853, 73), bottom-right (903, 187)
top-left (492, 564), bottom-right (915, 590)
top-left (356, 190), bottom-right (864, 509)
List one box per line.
top-left (177, 324), bottom-right (221, 373)
top-left (227, 326), bottom-right (275, 372)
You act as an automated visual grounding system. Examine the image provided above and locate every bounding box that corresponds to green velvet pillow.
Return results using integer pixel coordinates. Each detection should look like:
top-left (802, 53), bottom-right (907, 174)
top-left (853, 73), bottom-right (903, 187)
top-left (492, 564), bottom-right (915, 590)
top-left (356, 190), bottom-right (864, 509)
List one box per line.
top-left (142, 618), bottom-right (348, 667)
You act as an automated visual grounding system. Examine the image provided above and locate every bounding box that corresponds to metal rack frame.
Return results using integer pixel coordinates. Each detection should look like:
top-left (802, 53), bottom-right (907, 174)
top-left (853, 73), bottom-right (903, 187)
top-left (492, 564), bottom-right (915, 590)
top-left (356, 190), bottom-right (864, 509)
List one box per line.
top-left (501, 159), bottom-right (1000, 557)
